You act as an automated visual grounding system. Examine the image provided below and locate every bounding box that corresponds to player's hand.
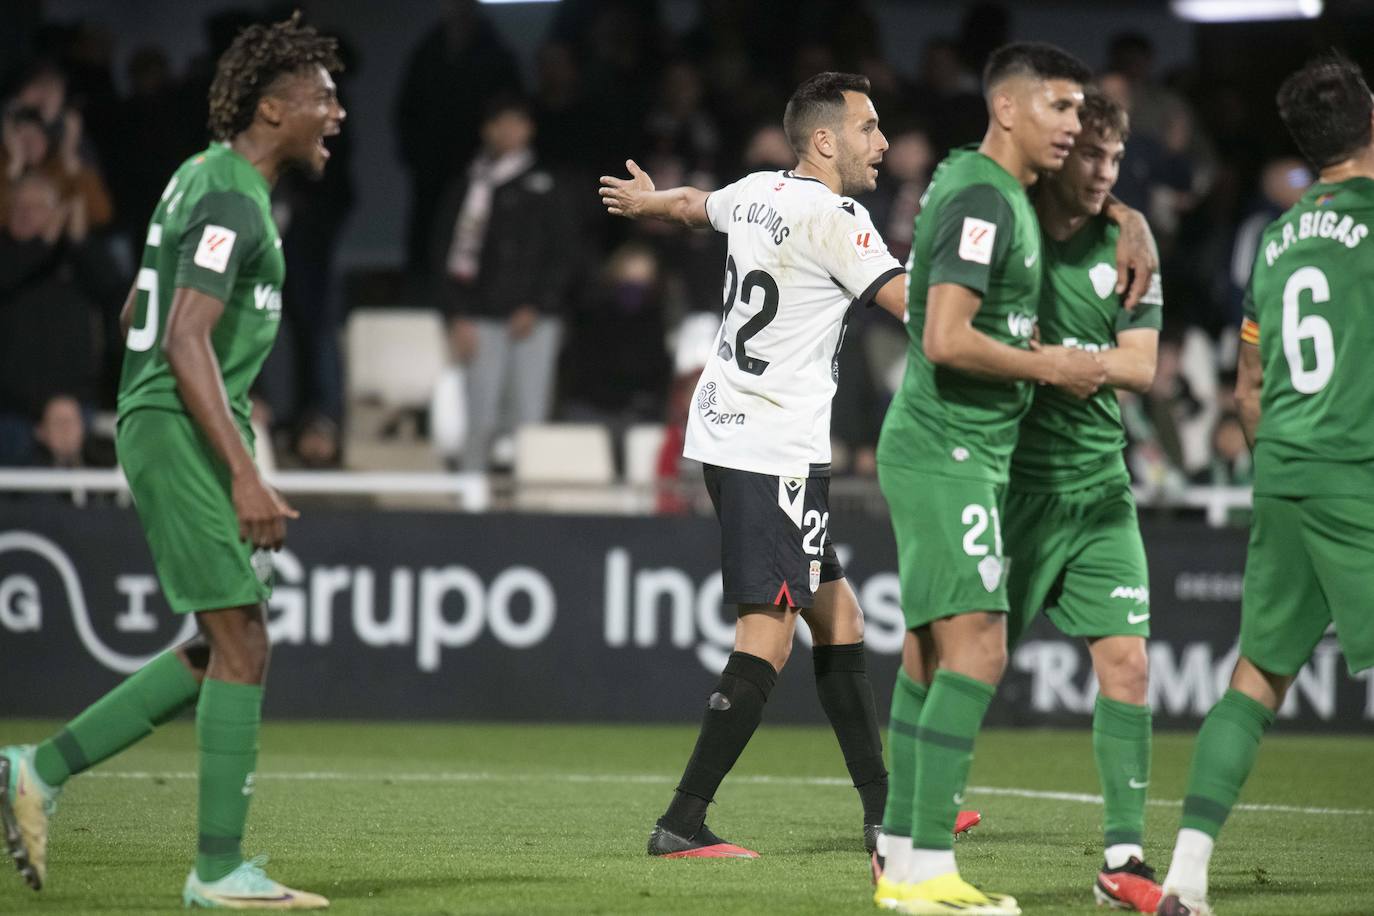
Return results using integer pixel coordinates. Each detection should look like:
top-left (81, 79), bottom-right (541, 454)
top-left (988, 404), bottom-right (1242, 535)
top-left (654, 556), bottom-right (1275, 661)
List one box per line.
top-left (1113, 207), bottom-right (1159, 310)
top-left (232, 470), bottom-right (299, 550)
top-left (599, 159), bottom-right (655, 219)
top-left (1040, 345), bottom-right (1107, 399)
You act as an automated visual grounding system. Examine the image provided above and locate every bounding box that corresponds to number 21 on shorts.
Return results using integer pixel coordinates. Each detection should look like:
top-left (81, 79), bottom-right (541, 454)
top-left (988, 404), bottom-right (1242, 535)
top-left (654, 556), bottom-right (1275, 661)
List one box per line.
top-left (962, 503), bottom-right (1005, 594)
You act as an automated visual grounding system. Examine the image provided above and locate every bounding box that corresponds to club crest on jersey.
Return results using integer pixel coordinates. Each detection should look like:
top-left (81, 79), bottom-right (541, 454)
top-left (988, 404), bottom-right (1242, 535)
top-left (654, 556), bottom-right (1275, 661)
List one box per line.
top-left (1089, 262), bottom-right (1117, 299)
top-left (809, 559), bottom-right (822, 593)
top-left (958, 217), bottom-right (996, 265)
top-left (193, 225), bottom-right (236, 273)
top-left (977, 555), bottom-right (1003, 593)
top-left (851, 228), bottom-right (884, 261)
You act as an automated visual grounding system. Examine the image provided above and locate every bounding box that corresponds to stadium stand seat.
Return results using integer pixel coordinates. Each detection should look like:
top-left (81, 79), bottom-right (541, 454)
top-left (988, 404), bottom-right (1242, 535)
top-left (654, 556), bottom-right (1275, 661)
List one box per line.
top-left (343, 308), bottom-right (447, 473)
top-left (623, 422), bottom-right (666, 512)
top-left (513, 423), bottom-right (627, 513)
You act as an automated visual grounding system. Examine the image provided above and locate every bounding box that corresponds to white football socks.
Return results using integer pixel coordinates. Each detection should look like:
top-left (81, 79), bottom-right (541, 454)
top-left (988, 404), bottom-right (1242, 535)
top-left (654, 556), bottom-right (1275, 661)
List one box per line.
top-left (909, 848), bottom-right (958, 885)
top-left (1105, 843), bottom-right (1144, 869)
top-left (880, 833), bottom-right (914, 883)
top-left (1163, 828), bottom-right (1215, 897)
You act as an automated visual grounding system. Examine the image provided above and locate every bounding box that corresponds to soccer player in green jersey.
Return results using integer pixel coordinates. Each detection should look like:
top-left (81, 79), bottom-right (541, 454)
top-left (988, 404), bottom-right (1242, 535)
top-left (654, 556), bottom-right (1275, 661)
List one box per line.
top-left (1005, 89), bottom-right (1165, 913)
top-left (873, 43), bottom-right (1107, 915)
top-left (0, 14), bottom-right (343, 909)
top-left (1156, 53), bottom-right (1374, 916)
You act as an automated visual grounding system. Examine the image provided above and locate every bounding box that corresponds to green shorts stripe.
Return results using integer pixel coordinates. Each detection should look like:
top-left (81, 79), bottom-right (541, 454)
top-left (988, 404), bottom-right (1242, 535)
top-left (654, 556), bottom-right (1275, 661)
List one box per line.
top-left (117, 408), bottom-right (271, 614)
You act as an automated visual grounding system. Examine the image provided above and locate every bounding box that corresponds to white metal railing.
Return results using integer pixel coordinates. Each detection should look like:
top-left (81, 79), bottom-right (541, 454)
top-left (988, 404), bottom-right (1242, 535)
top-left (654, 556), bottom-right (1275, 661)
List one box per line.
top-left (0, 469), bottom-right (490, 511)
top-left (0, 469), bottom-right (1255, 526)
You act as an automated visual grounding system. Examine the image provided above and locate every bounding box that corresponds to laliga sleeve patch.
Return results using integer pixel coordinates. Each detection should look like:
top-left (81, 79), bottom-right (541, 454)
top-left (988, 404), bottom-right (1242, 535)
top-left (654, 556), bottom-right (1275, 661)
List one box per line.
top-left (193, 225), bottom-right (237, 273)
top-left (851, 228), bottom-right (885, 261)
top-left (958, 217), bottom-right (996, 265)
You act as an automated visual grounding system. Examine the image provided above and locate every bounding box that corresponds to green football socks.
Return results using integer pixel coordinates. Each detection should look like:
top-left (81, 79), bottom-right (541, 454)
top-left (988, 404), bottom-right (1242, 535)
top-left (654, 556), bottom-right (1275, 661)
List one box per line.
top-left (1179, 688), bottom-right (1275, 839)
top-left (32, 651), bottom-right (201, 787)
top-left (881, 669), bottom-right (926, 838)
top-left (1093, 695), bottom-right (1152, 851)
top-left (911, 670), bottom-right (994, 851)
top-left (195, 679), bottom-right (264, 882)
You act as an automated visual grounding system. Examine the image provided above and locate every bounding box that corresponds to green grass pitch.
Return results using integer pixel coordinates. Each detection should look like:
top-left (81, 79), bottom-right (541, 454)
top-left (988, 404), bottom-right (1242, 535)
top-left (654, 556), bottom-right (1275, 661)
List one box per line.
top-left (0, 721), bottom-right (1369, 914)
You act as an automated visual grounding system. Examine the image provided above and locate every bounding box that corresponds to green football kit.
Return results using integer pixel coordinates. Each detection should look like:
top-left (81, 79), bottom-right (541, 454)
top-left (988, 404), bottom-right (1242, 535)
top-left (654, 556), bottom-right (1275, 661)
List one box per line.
top-left (1238, 177), bottom-right (1374, 676)
top-left (1005, 215), bottom-right (1163, 645)
top-left (877, 146), bottom-right (1042, 629)
top-left (116, 143), bottom-right (284, 614)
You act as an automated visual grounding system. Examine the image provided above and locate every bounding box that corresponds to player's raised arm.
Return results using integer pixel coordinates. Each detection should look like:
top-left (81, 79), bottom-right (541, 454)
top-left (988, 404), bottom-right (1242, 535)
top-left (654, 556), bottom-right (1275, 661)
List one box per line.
top-left (599, 159), bottom-right (711, 228)
top-left (1102, 195), bottom-right (1160, 309)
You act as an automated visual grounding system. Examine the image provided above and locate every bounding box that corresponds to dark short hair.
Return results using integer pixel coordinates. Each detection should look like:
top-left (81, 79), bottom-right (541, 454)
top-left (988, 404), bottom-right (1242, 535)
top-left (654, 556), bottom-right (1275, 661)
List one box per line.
top-left (1277, 52), bottom-right (1374, 170)
top-left (208, 11), bottom-right (342, 141)
top-left (782, 72), bottom-right (871, 156)
top-left (1080, 88), bottom-right (1130, 143)
top-left (481, 93), bottom-right (533, 125)
top-left (983, 42), bottom-right (1091, 96)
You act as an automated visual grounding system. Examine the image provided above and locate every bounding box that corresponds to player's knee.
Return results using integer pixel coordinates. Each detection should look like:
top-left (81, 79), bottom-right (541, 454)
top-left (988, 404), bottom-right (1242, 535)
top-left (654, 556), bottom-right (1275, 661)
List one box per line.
top-left (1094, 638), bottom-right (1149, 705)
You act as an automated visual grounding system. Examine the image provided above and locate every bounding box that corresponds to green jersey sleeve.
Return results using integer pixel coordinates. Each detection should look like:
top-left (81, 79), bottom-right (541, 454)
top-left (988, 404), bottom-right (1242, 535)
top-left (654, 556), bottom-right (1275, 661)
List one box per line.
top-left (175, 190), bottom-right (266, 303)
top-left (1114, 271), bottom-right (1164, 333)
top-left (927, 183), bottom-right (1014, 295)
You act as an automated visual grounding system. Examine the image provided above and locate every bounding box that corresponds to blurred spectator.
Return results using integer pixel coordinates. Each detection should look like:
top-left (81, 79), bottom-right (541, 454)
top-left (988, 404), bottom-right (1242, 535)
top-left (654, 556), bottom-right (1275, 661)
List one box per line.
top-left (532, 41), bottom-right (600, 173)
top-left (105, 47), bottom-right (197, 262)
top-left (740, 123), bottom-right (795, 171)
top-left (857, 122), bottom-right (932, 264)
top-left (0, 172), bottom-right (122, 463)
top-left (644, 61), bottom-right (721, 187)
top-left (1, 63), bottom-right (114, 230)
top-left (432, 96), bottom-right (573, 472)
top-left (395, 0), bottom-right (521, 277)
top-left (910, 38), bottom-right (985, 159)
top-left (1227, 156), bottom-right (1311, 323)
top-left (559, 242), bottom-right (670, 444)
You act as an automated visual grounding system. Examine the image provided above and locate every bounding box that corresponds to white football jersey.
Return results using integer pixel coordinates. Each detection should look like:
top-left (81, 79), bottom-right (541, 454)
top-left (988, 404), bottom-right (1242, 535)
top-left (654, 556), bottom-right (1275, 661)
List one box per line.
top-left (685, 170), bottom-right (904, 477)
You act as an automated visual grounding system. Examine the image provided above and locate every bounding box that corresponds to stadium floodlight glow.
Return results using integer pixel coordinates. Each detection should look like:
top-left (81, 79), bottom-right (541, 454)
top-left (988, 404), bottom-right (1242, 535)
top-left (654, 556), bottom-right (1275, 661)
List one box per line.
top-left (1170, 0), bottom-right (1322, 22)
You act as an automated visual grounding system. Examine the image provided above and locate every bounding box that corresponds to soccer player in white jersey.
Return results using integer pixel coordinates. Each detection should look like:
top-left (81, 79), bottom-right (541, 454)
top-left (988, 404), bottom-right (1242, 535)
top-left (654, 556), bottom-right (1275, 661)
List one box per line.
top-left (601, 72), bottom-right (911, 859)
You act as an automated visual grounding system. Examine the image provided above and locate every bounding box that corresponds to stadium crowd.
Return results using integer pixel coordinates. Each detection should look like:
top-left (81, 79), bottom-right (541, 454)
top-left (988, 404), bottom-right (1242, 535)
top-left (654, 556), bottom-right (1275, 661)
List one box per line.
top-left (0, 0), bottom-right (1325, 499)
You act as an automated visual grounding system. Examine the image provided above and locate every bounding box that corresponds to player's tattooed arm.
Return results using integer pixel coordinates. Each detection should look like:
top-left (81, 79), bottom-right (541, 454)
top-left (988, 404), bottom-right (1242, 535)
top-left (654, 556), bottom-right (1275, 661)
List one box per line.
top-left (925, 282), bottom-right (1106, 398)
top-left (599, 159), bottom-right (710, 228)
top-left (1102, 195), bottom-right (1159, 310)
top-left (1098, 327), bottom-right (1158, 394)
top-left (163, 287), bottom-right (299, 549)
top-left (1235, 339), bottom-right (1263, 450)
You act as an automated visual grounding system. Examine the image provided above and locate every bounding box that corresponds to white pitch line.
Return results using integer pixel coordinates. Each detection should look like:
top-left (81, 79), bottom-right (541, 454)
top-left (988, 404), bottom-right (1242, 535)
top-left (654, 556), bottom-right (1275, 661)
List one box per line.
top-left (85, 769), bottom-right (1371, 817)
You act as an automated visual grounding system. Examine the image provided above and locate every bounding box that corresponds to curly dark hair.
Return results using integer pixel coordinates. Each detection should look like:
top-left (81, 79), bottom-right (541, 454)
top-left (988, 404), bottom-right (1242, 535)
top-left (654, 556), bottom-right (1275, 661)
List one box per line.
top-left (207, 11), bottom-right (342, 142)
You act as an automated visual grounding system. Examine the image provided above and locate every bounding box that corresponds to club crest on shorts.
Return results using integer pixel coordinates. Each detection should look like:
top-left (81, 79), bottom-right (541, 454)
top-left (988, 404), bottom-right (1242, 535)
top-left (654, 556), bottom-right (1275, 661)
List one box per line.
top-left (251, 548), bottom-right (274, 587)
top-left (977, 555), bottom-right (1003, 593)
top-left (809, 559), bottom-right (821, 593)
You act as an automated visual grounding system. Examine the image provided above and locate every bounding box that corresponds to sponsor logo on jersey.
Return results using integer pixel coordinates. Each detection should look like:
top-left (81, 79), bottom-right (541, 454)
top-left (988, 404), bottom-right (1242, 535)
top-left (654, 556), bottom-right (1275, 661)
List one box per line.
top-left (1006, 311), bottom-right (1037, 339)
top-left (851, 228), bottom-right (884, 261)
top-left (977, 555), bottom-right (1003, 593)
top-left (777, 477), bottom-right (805, 528)
top-left (839, 201), bottom-right (856, 215)
top-left (1024, 249), bottom-right (1038, 269)
top-left (958, 217), bottom-right (996, 264)
top-left (1089, 262), bottom-right (1117, 298)
top-left (193, 225), bottom-right (237, 273)
top-left (253, 284), bottom-right (282, 313)
top-left (696, 381), bottom-right (744, 426)
top-left (1110, 585), bottom-right (1150, 604)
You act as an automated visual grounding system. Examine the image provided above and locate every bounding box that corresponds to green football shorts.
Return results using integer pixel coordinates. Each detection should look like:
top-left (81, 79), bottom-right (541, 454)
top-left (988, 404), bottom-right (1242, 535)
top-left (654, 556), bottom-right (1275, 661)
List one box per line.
top-left (878, 463), bottom-right (1009, 630)
top-left (1003, 479), bottom-right (1150, 647)
top-left (117, 408), bottom-right (271, 614)
top-left (1242, 495), bottom-right (1374, 676)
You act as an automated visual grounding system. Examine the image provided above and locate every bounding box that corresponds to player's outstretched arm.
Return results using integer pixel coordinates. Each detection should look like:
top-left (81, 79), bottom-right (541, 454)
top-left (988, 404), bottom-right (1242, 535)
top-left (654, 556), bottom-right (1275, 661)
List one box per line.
top-left (599, 159), bottom-right (711, 228)
top-left (1102, 195), bottom-right (1159, 310)
top-left (162, 287), bottom-right (298, 549)
top-left (1098, 327), bottom-right (1158, 394)
top-left (1235, 339), bottom-right (1263, 449)
top-left (872, 273), bottom-right (907, 322)
top-left (924, 282), bottom-right (1106, 398)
